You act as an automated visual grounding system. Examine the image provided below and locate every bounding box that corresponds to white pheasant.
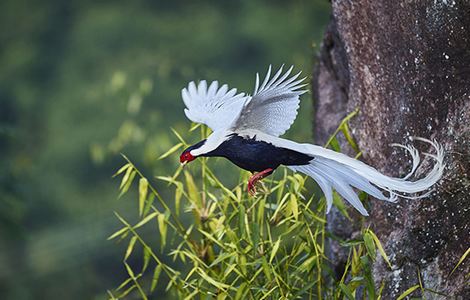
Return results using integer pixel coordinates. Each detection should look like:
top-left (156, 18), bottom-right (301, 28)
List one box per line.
top-left (179, 65), bottom-right (445, 216)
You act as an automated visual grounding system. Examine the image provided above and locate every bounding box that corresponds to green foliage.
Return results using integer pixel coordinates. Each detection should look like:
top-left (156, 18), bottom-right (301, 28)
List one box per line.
top-left (0, 1), bottom-right (330, 298)
top-left (109, 117), bottom-right (395, 299)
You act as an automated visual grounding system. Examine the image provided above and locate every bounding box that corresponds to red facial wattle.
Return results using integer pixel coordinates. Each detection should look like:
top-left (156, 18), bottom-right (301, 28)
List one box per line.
top-left (180, 151), bottom-right (195, 164)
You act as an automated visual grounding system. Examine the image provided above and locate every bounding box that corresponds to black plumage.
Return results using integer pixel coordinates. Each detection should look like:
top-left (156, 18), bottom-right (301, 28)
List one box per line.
top-left (200, 134), bottom-right (313, 172)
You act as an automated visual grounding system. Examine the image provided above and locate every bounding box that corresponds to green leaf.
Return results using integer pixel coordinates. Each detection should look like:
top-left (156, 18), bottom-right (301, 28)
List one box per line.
top-left (142, 246), bottom-right (151, 272)
top-left (234, 282), bottom-right (247, 300)
top-left (450, 247), bottom-right (470, 276)
top-left (115, 277), bottom-right (133, 292)
top-left (367, 229), bottom-right (392, 268)
top-left (397, 285), bottom-right (420, 300)
top-left (329, 137), bottom-right (341, 152)
top-left (107, 290), bottom-right (118, 300)
top-left (119, 166), bottom-right (133, 189)
top-left (124, 263), bottom-right (148, 300)
top-left (108, 227), bottom-right (128, 240)
top-left (142, 193), bottom-right (155, 218)
top-left (341, 122), bottom-right (360, 152)
top-left (299, 255), bottom-right (317, 271)
top-left (158, 143), bottom-right (183, 160)
top-left (170, 127), bottom-right (187, 144)
top-left (184, 171), bottom-right (201, 208)
top-left (261, 256), bottom-right (272, 281)
top-left (339, 283), bottom-right (355, 300)
top-left (333, 192), bottom-right (351, 220)
top-left (134, 212), bottom-right (158, 229)
top-left (125, 236), bottom-right (137, 260)
top-left (117, 285), bottom-right (136, 298)
top-left (124, 262), bottom-right (136, 278)
top-left (119, 170), bottom-right (136, 198)
top-left (113, 163), bottom-right (130, 178)
top-left (239, 204), bottom-right (245, 237)
top-left (363, 231), bottom-right (376, 260)
top-left (157, 213), bottom-right (167, 250)
top-left (150, 264), bottom-right (163, 292)
top-left (270, 238), bottom-right (281, 263)
top-left (138, 178), bottom-right (148, 217)
top-left (197, 267), bottom-right (231, 290)
top-left (175, 183), bottom-right (183, 217)
top-left (189, 123), bottom-right (201, 132)
top-left (289, 194), bottom-right (299, 220)
top-left (257, 198), bottom-right (265, 224)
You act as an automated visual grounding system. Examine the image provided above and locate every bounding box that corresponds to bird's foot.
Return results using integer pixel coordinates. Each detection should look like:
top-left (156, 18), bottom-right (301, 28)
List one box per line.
top-left (247, 178), bottom-right (258, 196)
top-left (247, 168), bottom-right (274, 196)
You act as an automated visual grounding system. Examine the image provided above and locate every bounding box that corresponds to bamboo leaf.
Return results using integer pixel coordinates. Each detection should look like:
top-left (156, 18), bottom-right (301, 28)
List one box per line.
top-left (124, 263), bottom-right (147, 300)
top-left (339, 283), bottom-right (355, 300)
top-left (396, 285), bottom-right (420, 300)
top-left (329, 137), bottom-right (341, 152)
top-left (175, 183), bottom-right (183, 217)
top-left (363, 231), bottom-right (376, 260)
top-left (234, 282), bottom-right (247, 300)
top-left (289, 194), bottom-right (299, 220)
top-left (138, 178), bottom-right (148, 217)
top-left (125, 236), bottom-right (137, 260)
top-left (119, 166), bottom-right (133, 189)
top-left (157, 213), bottom-right (167, 250)
top-left (170, 127), bottom-right (187, 144)
top-left (184, 171), bottom-right (201, 208)
top-left (299, 255), bottom-right (317, 271)
top-left (189, 123), bottom-right (201, 132)
top-left (113, 163), bottom-right (130, 178)
top-left (142, 246), bottom-right (151, 272)
top-left (367, 229), bottom-right (392, 268)
top-left (142, 193), bottom-right (155, 218)
top-left (150, 264), bottom-right (163, 292)
top-left (107, 290), bottom-right (118, 300)
top-left (239, 204), bottom-right (245, 238)
top-left (270, 238), bottom-right (281, 263)
top-left (108, 227), bottom-right (128, 240)
top-left (450, 247), bottom-right (470, 276)
top-left (197, 268), bottom-right (230, 290)
top-left (119, 170), bottom-right (136, 198)
top-left (118, 285), bottom-right (136, 298)
top-left (158, 143), bottom-right (183, 160)
top-left (341, 122), bottom-right (360, 152)
top-left (134, 212), bottom-right (158, 229)
top-left (115, 277), bottom-right (133, 292)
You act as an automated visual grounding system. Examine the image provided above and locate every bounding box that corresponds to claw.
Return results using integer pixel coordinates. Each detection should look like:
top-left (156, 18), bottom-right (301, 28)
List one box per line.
top-left (247, 177), bottom-right (258, 196)
top-left (247, 168), bottom-right (274, 197)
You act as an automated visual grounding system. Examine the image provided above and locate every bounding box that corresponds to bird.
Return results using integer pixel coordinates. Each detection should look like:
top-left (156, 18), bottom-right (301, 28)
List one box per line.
top-left (179, 65), bottom-right (445, 216)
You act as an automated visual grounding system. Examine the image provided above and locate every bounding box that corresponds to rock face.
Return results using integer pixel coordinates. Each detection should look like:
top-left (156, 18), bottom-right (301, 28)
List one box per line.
top-left (313, 1), bottom-right (470, 298)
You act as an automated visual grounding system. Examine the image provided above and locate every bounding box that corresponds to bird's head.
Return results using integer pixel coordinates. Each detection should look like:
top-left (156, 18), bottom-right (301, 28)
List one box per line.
top-left (179, 139), bottom-right (207, 166)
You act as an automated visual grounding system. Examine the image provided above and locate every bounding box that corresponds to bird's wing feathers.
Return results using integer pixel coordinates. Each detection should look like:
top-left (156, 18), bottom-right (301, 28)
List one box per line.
top-left (182, 80), bottom-right (249, 131)
top-left (182, 66), bottom-right (307, 135)
top-left (233, 65), bottom-right (308, 136)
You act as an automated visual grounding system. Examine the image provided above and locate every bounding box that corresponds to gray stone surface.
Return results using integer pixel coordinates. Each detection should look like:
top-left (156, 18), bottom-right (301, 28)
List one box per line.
top-left (313, 1), bottom-right (470, 298)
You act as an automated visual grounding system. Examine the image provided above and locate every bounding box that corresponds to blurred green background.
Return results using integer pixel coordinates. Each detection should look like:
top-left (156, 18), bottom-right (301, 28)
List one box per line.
top-left (0, 0), bottom-right (330, 298)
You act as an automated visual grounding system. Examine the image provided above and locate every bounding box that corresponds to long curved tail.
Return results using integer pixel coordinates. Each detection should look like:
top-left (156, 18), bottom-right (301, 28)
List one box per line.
top-left (288, 138), bottom-right (445, 216)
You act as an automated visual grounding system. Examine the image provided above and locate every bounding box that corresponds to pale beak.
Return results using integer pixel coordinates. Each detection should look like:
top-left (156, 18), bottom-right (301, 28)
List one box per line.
top-left (181, 161), bottom-right (188, 168)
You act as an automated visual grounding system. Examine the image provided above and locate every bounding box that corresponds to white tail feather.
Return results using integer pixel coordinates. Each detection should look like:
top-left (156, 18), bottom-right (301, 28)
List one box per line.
top-left (288, 138), bottom-right (445, 216)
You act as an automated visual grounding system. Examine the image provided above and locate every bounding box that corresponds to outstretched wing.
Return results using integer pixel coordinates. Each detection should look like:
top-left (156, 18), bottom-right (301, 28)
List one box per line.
top-left (182, 80), bottom-right (249, 131)
top-left (234, 65), bottom-right (307, 136)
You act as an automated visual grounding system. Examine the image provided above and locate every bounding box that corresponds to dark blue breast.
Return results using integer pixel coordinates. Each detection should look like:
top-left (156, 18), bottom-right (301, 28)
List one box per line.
top-left (204, 134), bottom-right (313, 172)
